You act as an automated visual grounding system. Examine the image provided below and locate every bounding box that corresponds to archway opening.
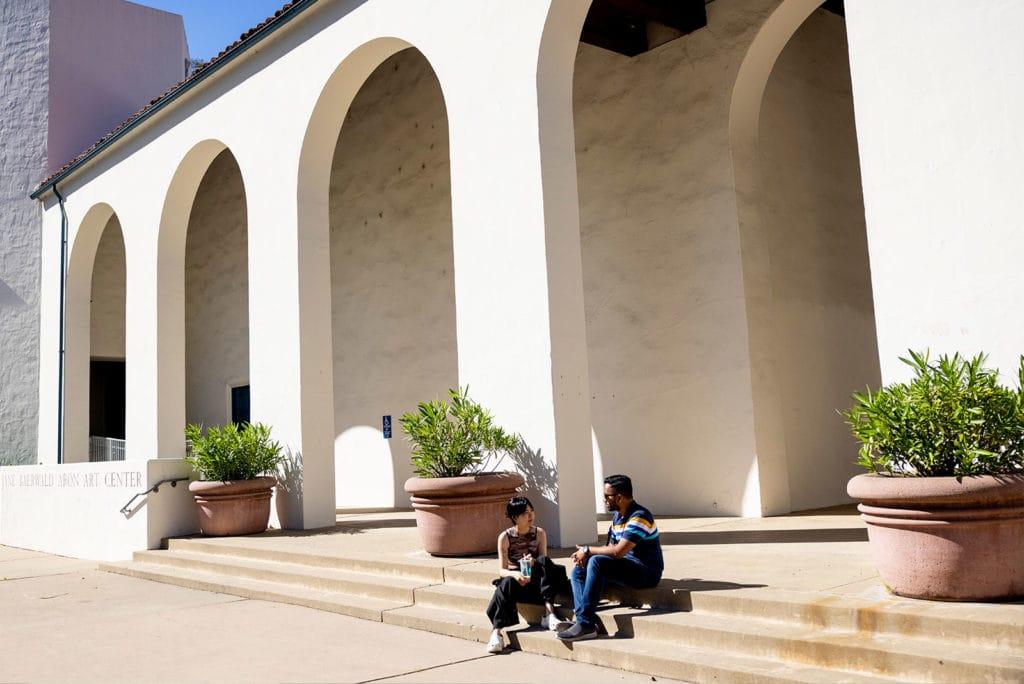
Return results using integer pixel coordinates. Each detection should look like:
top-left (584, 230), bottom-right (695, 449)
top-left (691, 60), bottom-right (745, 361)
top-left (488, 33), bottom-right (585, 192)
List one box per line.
top-left (756, 5), bottom-right (880, 511)
top-left (184, 149), bottom-right (250, 428)
top-left (63, 204), bottom-right (125, 463)
top-left (327, 48), bottom-right (457, 509)
top-left (88, 215), bottom-right (127, 460)
top-left (571, 0), bottom-right (877, 514)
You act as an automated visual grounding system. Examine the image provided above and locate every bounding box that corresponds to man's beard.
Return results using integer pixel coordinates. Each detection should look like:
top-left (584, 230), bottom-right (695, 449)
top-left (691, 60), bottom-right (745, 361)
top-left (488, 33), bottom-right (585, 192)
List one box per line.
top-left (605, 501), bottom-right (615, 513)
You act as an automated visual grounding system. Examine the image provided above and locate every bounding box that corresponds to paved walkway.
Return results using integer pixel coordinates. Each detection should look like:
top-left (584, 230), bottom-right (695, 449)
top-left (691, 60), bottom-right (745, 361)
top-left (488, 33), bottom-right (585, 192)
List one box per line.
top-left (0, 546), bottom-right (683, 683)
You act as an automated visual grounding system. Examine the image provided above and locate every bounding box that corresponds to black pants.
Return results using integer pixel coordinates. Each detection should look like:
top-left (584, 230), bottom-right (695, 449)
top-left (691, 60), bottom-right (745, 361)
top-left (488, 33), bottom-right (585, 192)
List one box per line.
top-left (486, 556), bottom-right (568, 629)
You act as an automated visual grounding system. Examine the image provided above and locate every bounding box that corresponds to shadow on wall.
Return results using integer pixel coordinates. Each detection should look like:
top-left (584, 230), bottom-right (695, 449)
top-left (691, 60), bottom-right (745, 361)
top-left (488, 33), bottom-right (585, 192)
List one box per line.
top-left (275, 447), bottom-right (303, 528)
top-left (0, 279), bottom-right (26, 308)
top-left (507, 442), bottom-right (558, 502)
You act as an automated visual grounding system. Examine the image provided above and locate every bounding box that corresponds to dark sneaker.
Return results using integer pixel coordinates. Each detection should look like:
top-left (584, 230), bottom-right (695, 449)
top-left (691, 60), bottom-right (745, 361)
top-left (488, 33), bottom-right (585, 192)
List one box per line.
top-left (556, 622), bottom-right (598, 642)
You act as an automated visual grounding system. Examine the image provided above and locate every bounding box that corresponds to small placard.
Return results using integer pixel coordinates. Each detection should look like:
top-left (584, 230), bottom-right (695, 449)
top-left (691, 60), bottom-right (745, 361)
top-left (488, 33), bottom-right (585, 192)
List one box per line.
top-left (382, 415), bottom-right (392, 439)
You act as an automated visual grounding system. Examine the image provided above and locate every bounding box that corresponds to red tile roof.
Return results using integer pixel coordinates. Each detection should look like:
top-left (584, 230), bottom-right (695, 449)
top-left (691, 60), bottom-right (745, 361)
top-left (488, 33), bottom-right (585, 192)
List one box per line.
top-left (32, 0), bottom-right (313, 198)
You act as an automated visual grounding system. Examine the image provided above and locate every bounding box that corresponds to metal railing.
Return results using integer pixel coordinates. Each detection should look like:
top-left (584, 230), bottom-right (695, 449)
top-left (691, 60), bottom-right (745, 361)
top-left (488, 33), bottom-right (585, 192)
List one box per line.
top-left (89, 436), bottom-right (126, 462)
top-left (119, 476), bottom-right (190, 517)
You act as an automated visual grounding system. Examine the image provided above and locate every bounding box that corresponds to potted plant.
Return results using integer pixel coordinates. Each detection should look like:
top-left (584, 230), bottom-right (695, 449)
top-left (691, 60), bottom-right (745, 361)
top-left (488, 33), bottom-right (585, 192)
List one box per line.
top-left (843, 351), bottom-right (1024, 600)
top-left (185, 422), bottom-right (282, 536)
top-left (401, 387), bottom-right (524, 556)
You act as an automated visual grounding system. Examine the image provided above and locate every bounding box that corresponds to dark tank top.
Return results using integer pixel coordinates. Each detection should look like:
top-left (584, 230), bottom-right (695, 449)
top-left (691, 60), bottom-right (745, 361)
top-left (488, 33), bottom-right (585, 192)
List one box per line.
top-left (506, 526), bottom-right (539, 568)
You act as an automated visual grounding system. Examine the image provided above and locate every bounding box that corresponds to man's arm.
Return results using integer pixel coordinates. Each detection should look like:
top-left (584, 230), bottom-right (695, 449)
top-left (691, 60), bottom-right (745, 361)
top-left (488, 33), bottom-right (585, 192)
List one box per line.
top-left (571, 538), bottom-right (636, 565)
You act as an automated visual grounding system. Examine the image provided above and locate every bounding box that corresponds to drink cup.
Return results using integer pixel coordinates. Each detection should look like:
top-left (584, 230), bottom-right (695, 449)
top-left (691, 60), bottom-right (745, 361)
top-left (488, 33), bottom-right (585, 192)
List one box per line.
top-left (519, 558), bottom-right (532, 578)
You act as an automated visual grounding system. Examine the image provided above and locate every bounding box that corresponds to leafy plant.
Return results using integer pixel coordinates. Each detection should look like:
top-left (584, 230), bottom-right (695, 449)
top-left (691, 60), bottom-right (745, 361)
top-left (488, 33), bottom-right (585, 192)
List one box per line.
top-left (184, 422), bottom-right (282, 481)
top-left (400, 387), bottom-right (521, 478)
top-left (842, 351), bottom-right (1024, 476)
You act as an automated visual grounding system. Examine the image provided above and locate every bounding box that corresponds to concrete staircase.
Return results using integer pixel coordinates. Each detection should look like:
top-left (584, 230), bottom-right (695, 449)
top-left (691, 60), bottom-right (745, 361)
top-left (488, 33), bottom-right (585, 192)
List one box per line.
top-left (100, 538), bottom-right (1024, 683)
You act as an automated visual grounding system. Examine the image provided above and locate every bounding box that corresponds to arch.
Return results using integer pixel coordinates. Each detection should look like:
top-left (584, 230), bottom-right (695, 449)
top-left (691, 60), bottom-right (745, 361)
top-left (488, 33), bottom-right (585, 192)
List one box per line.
top-left (298, 37), bottom-right (416, 228)
top-left (155, 138), bottom-right (239, 458)
top-left (64, 202), bottom-right (122, 462)
top-left (729, 0), bottom-right (880, 512)
top-left (298, 39), bottom-right (461, 509)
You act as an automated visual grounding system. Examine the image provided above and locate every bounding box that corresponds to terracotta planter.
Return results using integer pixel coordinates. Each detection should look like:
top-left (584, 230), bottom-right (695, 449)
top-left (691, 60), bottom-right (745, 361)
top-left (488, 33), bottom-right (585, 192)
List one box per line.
top-left (188, 477), bottom-right (276, 536)
top-left (847, 473), bottom-right (1024, 600)
top-left (404, 472), bottom-right (525, 556)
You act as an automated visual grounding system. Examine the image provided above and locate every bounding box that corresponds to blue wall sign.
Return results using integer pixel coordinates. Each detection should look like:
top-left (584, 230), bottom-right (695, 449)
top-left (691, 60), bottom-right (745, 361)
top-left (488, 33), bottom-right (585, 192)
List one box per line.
top-left (382, 415), bottom-right (392, 439)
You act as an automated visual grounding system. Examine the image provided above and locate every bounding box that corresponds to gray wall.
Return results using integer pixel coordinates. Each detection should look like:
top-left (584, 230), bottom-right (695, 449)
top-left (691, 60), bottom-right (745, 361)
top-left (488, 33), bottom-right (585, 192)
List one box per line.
top-left (0, 0), bottom-right (48, 464)
top-left (48, 0), bottom-right (187, 174)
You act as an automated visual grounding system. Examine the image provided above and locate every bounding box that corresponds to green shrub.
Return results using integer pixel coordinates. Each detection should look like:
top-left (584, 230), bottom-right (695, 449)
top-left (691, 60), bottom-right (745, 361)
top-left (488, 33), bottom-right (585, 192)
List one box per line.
top-left (842, 351), bottom-right (1024, 476)
top-left (184, 422), bottom-right (282, 481)
top-left (400, 387), bottom-right (521, 478)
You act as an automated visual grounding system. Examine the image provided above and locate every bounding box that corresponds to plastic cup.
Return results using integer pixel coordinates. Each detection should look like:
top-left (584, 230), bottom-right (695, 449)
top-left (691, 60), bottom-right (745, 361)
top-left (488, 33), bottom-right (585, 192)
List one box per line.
top-left (519, 558), bottom-right (532, 578)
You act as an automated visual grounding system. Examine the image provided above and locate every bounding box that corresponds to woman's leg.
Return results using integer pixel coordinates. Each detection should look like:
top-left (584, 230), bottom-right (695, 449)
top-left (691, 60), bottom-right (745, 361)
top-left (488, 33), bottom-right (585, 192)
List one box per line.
top-left (535, 556), bottom-right (567, 614)
top-left (486, 577), bottom-right (521, 630)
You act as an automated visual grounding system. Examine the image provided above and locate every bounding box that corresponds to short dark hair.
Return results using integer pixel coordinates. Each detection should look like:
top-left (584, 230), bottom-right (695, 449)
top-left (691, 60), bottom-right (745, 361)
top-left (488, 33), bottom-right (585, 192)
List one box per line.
top-left (604, 474), bottom-right (633, 498)
top-left (506, 496), bottom-right (534, 521)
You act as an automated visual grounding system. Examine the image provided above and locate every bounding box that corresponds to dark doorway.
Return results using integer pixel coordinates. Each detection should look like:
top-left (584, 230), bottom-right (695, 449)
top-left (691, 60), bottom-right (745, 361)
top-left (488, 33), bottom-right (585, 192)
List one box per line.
top-left (89, 359), bottom-right (125, 439)
top-left (231, 384), bottom-right (250, 425)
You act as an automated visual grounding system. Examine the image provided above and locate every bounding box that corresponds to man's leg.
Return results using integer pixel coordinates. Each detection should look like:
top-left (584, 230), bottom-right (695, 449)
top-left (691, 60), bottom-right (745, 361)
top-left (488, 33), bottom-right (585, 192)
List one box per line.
top-left (560, 555), bottom-right (620, 640)
top-left (605, 556), bottom-right (662, 590)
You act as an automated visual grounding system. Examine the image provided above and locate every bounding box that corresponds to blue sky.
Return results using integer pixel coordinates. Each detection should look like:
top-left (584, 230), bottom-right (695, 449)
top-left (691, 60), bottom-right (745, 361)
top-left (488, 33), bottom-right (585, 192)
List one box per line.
top-left (132, 0), bottom-right (289, 61)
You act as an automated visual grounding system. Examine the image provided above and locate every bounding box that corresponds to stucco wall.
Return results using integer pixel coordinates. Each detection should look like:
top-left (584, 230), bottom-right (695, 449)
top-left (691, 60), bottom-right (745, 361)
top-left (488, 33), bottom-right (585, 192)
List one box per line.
top-left (48, 0), bottom-right (187, 174)
top-left (759, 10), bottom-right (879, 511)
top-left (0, 0), bottom-right (48, 464)
top-left (184, 150), bottom-right (249, 428)
top-left (846, 0), bottom-right (1024, 385)
top-left (89, 215), bottom-right (125, 359)
top-left (574, 0), bottom-right (777, 515)
top-left (319, 3), bottom-right (869, 515)
top-left (328, 50), bottom-right (458, 508)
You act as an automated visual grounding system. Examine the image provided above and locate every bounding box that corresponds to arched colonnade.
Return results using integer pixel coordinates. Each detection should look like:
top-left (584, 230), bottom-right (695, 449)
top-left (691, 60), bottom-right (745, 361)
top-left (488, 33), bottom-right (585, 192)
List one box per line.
top-left (51, 0), bottom-right (878, 544)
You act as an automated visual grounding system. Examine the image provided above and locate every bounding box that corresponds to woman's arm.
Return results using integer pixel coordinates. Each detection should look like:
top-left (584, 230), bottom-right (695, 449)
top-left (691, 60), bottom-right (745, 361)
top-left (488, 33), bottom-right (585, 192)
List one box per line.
top-left (536, 527), bottom-right (549, 559)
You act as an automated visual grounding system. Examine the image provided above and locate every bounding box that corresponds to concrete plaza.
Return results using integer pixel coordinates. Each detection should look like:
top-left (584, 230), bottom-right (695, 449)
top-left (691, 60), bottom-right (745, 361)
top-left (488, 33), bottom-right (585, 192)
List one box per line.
top-left (0, 545), bottom-right (680, 683)
top-left (7, 507), bottom-right (1023, 682)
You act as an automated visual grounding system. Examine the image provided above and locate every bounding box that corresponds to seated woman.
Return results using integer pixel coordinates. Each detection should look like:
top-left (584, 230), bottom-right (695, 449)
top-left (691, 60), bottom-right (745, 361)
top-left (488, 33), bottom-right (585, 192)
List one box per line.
top-left (485, 496), bottom-right (572, 654)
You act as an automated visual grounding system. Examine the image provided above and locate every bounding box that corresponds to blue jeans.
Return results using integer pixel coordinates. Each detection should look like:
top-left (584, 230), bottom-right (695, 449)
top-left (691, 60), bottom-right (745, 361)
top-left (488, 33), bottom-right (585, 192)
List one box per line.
top-left (571, 555), bottom-right (662, 627)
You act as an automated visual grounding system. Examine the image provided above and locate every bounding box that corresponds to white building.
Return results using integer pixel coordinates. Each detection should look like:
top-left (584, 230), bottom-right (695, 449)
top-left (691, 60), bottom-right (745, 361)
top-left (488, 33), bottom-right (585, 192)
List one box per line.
top-left (3, 0), bottom-right (1023, 560)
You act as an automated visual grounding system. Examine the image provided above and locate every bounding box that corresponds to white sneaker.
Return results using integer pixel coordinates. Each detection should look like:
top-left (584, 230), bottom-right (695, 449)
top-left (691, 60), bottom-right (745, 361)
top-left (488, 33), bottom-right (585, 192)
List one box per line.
top-left (486, 631), bottom-right (504, 654)
top-left (541, 613), bottom-right (573, 632)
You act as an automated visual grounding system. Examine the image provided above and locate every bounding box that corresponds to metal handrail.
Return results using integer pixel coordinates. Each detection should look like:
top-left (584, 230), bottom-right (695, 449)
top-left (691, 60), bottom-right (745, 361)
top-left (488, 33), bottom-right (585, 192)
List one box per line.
top-left (119, 476), bottom-right (190, 517)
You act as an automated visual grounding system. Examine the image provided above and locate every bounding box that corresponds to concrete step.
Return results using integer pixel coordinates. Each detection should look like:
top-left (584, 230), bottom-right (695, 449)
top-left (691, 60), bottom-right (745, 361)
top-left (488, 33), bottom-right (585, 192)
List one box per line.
top-left (100, 560), bottom-right (410, 621)
top-left (383, 604), bottom-right (890, 684)
top-left (165, 537), bottom-right (444, 583)
top-left (412, 581), bottom-right (641, 634)
top-left (686, 587), bottom-right (1024, 654)
top-left (445, 563), bottom-right (1024, 656)
top-left (634, 610), bottom-right (1024, 683)
top-left (132, 549), bottom-right (431, 603)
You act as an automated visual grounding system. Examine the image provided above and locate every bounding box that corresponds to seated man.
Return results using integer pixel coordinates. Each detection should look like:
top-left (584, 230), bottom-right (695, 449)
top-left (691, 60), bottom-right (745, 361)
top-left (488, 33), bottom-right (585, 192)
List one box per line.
top-left (557, 473), bottom-right (663, 642)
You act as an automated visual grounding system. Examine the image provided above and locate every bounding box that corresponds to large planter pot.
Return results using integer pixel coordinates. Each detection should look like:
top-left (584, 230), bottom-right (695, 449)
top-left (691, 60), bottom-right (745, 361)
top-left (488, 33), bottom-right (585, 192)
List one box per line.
top-left (188, 476), bottom-right (276, 537)
top-left (404, 472), bottom-right (525, 556)
top-left (847, 473), bottom-right (1024, 600)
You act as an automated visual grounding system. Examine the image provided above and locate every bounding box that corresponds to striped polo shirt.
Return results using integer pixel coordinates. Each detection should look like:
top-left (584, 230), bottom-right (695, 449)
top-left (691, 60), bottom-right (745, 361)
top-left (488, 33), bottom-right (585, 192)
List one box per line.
top-left (608, 501), bottom-right (664, 572)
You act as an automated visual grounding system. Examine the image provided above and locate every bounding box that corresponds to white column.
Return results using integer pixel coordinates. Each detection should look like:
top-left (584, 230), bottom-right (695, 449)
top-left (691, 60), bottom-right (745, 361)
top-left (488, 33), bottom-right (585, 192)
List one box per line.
top-left (244, 147), bottom-right (336, 530)
top-left (122, 204), bottom-right (166, 462)
top-left (36, 199), bottom-right (63, 464)
top-left (437, 8), bottom-right (595, 547)
top-left (847, 1), bottom-right (1024, 382)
